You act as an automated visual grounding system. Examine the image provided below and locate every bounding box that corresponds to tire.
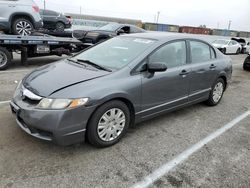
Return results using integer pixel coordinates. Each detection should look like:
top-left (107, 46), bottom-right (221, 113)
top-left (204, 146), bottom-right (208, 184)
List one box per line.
top-left (243, 57), bottom-right (250, 71)
top-left (87, 100), bottom-right (130, 148)
top-left (221, 48), bottom-right (226, 54)
top-left (206, 78), bottom-right (225, 106)
top-left (236, 48), bottom-right (241, 54)
top-left (55, 22), bottom-right (65, 32)
top-left (0, 47), bottom-right (11, 70)
top-left (12, 18), bottom-right (34, 35)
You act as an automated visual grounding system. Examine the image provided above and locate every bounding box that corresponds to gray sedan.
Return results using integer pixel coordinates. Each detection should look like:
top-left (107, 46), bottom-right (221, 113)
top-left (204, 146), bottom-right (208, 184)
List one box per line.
top-left (10, 33), bottom-right (232, 147)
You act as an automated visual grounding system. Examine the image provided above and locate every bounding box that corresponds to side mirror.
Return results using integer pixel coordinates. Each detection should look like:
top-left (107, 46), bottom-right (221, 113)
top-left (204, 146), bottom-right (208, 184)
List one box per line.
top-left (117, 29), bottom-right (125, 35)
top-left (147, 62), bottom-right (167, 73)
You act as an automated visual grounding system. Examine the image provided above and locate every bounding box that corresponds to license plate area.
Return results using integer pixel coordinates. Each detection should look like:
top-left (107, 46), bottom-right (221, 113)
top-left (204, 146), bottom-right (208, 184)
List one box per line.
top-left (36, 45), bottom-right (50, 54)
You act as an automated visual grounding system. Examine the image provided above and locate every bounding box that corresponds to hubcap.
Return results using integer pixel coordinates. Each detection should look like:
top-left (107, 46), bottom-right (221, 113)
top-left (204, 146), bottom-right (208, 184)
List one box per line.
top-left (213, 82), bottom-right (224, 103)
top-left (0, 51), bottom-right (7, 68)
top-left (16, 21), bottom-right (32, 36)
top-left (97, 108), bottom-right (126, 142)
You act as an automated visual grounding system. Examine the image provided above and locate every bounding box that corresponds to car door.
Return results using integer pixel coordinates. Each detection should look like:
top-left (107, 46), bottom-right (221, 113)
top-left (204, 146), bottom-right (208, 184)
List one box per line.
top-left (188, 40), bottom-right (220, 101)
top-left (140, 40), bottom-right (190, 118)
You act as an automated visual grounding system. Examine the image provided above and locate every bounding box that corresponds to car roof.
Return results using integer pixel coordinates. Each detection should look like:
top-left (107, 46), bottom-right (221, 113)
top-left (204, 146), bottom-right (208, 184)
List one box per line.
top-left (121, 32), bottom-right (209, 42)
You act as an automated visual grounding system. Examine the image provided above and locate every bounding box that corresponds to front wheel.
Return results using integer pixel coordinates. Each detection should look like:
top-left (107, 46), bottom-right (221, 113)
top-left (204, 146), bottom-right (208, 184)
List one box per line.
top-left (206, 78), bottom-right (225, 106)
top-left (87, 100), bottom-right (130, 147)
top-left (0, 47), bottom-right (11, 70)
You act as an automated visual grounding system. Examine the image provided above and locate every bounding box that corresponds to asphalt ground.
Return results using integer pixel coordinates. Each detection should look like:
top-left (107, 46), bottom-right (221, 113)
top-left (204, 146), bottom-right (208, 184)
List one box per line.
top-left (0, 53), bottom-right (250, 188)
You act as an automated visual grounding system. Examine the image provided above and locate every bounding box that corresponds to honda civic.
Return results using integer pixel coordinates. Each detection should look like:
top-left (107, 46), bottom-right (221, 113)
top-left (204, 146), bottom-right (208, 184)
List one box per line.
top-left (10, 33), bottom-right (232, 147)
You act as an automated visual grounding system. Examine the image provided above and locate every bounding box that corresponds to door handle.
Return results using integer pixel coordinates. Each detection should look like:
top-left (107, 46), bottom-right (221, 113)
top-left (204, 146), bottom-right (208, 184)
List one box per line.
top-left (210, 64), bottom-right (217, 69)
top-left (179, 69), bottom-right (189, 76)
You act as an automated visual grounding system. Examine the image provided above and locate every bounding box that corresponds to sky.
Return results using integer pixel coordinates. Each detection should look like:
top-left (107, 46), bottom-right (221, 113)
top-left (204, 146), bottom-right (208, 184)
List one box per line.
top-left (34, 0), bottom-right (250, 31)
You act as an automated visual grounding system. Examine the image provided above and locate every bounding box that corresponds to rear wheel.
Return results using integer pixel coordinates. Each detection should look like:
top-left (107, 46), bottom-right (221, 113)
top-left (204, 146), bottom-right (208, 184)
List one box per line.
top-left (206, 78), bottom-right (225, 106)
top-left (0, 47), bottom-right (11, 70)
top-left (12, 18), bottom-right (34, 35)
top-left (87, 100), bottom-right (130, 147)
top-left (55, 22), bottom-right (65, 32)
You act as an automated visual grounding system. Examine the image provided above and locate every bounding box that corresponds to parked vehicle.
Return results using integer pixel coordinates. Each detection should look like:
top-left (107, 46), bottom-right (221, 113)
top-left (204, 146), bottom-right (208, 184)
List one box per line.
top-left (243, 53), bottom-right (250, 71)
top-left (0, 0), bottom-right (43, 35)
top-left (231, 37), bottom-right (250, 53)
top-left (0, 34), bottom-right (84, 70)
top-left (39, 9), bottom-right (72, 32)
top-left (10, 33), bottom-right (232, 147)
top-left (72, 23), bottom-right (145, 45)
top-left (212, 39), bottom-right (242, 54)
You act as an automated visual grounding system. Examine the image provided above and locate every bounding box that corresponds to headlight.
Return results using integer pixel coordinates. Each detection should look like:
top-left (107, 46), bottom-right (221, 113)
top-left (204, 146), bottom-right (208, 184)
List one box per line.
top-left (37, 98), bottom-right (89, 109)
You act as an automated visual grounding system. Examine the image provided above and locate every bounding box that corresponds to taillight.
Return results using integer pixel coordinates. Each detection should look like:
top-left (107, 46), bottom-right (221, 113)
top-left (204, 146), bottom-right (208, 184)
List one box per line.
top-left (32, 5), bottom-right (40, 13)
top-left (66, 16), bottom-right (72, 24)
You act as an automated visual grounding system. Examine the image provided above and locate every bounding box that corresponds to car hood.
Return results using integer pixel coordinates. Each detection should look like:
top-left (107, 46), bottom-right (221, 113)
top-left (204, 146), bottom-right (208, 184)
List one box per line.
top-left (23, 60), bottom-right (110, 97)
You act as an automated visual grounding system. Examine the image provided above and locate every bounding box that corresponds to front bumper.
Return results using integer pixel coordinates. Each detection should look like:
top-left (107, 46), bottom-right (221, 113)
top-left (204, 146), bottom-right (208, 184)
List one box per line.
top-left (10, 98), bottom-right (96, 146)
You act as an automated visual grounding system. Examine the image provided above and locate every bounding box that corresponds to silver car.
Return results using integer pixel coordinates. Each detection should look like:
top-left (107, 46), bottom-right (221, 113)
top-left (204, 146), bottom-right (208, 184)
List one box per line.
top-left (10, 33), bottom-right (232, 147)
top-left (0, 0), bottom-right (43, 35)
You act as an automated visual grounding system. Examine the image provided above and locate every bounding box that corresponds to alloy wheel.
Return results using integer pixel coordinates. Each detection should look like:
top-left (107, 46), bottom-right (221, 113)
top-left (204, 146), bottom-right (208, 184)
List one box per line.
top-left (16, 21), bottom-right (32, 36)
top-left (212, 82), bottom-right (224, 103)
top-left (97, 108), bottom-right (126, 142)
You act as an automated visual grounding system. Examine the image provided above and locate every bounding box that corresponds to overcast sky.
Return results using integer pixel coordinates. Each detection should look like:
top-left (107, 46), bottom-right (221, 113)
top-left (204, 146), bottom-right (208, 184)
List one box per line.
top-left (34, 0), bottom-right (250, 31)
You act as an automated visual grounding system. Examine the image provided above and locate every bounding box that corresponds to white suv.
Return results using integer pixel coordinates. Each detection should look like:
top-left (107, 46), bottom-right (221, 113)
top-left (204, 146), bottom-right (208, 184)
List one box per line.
top-left (0, 0), bottom-right (43, 35)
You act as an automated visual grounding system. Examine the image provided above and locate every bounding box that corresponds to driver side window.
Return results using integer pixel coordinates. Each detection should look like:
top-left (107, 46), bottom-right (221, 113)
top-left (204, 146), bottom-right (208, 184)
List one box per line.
top-left (148, 41), bottom-right (186, 68)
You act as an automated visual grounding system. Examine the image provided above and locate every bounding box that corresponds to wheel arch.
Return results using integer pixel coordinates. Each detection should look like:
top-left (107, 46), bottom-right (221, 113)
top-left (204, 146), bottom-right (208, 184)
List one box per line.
top-left (87, 94), bottom-right (136, 131)
top-left (217, 74), bottom-right (227, 91)
top-left (9, 13), bottom-right (35, 26)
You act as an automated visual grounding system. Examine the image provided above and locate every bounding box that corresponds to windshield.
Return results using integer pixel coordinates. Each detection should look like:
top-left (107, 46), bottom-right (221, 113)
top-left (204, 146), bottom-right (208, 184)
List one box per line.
top-left (213, 40), bottom-right (229, 45)
top-left (72, 37), bottom-right (156, 70)
top-left (98, 23), bottom-right (121, 31)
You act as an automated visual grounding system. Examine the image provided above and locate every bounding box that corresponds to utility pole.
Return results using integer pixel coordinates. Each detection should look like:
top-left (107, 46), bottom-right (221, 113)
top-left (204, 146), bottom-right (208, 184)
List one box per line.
top-left (43, 0), bottom-right (46, 10)
top-left (80, 6), bottom-right (82, 15)
top-left (228, 20), bottom-right (232, 30)
top-left (156, 11), bottom-right (160, 23)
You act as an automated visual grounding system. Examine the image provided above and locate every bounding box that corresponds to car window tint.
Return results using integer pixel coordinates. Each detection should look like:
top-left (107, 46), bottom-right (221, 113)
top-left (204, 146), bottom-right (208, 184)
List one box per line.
top-left (190, 41), bottom-right (211, 63)
top-left (149, 41), bottom-right (186, 68)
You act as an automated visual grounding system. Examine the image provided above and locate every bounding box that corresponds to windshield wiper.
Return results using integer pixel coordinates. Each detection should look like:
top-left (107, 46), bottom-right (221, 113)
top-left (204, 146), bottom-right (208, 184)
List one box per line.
top-left (67, 58), bottom-right (87, 67)
top-left (77, 59), bottom-right (112, 72)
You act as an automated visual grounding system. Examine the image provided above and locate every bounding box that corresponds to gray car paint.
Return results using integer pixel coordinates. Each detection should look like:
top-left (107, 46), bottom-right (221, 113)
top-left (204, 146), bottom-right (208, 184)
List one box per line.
top-left (11, 33), bottom-right (232, 145)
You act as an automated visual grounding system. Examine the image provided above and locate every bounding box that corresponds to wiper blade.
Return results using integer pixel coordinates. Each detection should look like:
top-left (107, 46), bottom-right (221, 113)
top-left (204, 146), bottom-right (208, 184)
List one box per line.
top-left (67, 58), bottom-right (87, 67)
top-left (77, 59), bottom-right (112, 72)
